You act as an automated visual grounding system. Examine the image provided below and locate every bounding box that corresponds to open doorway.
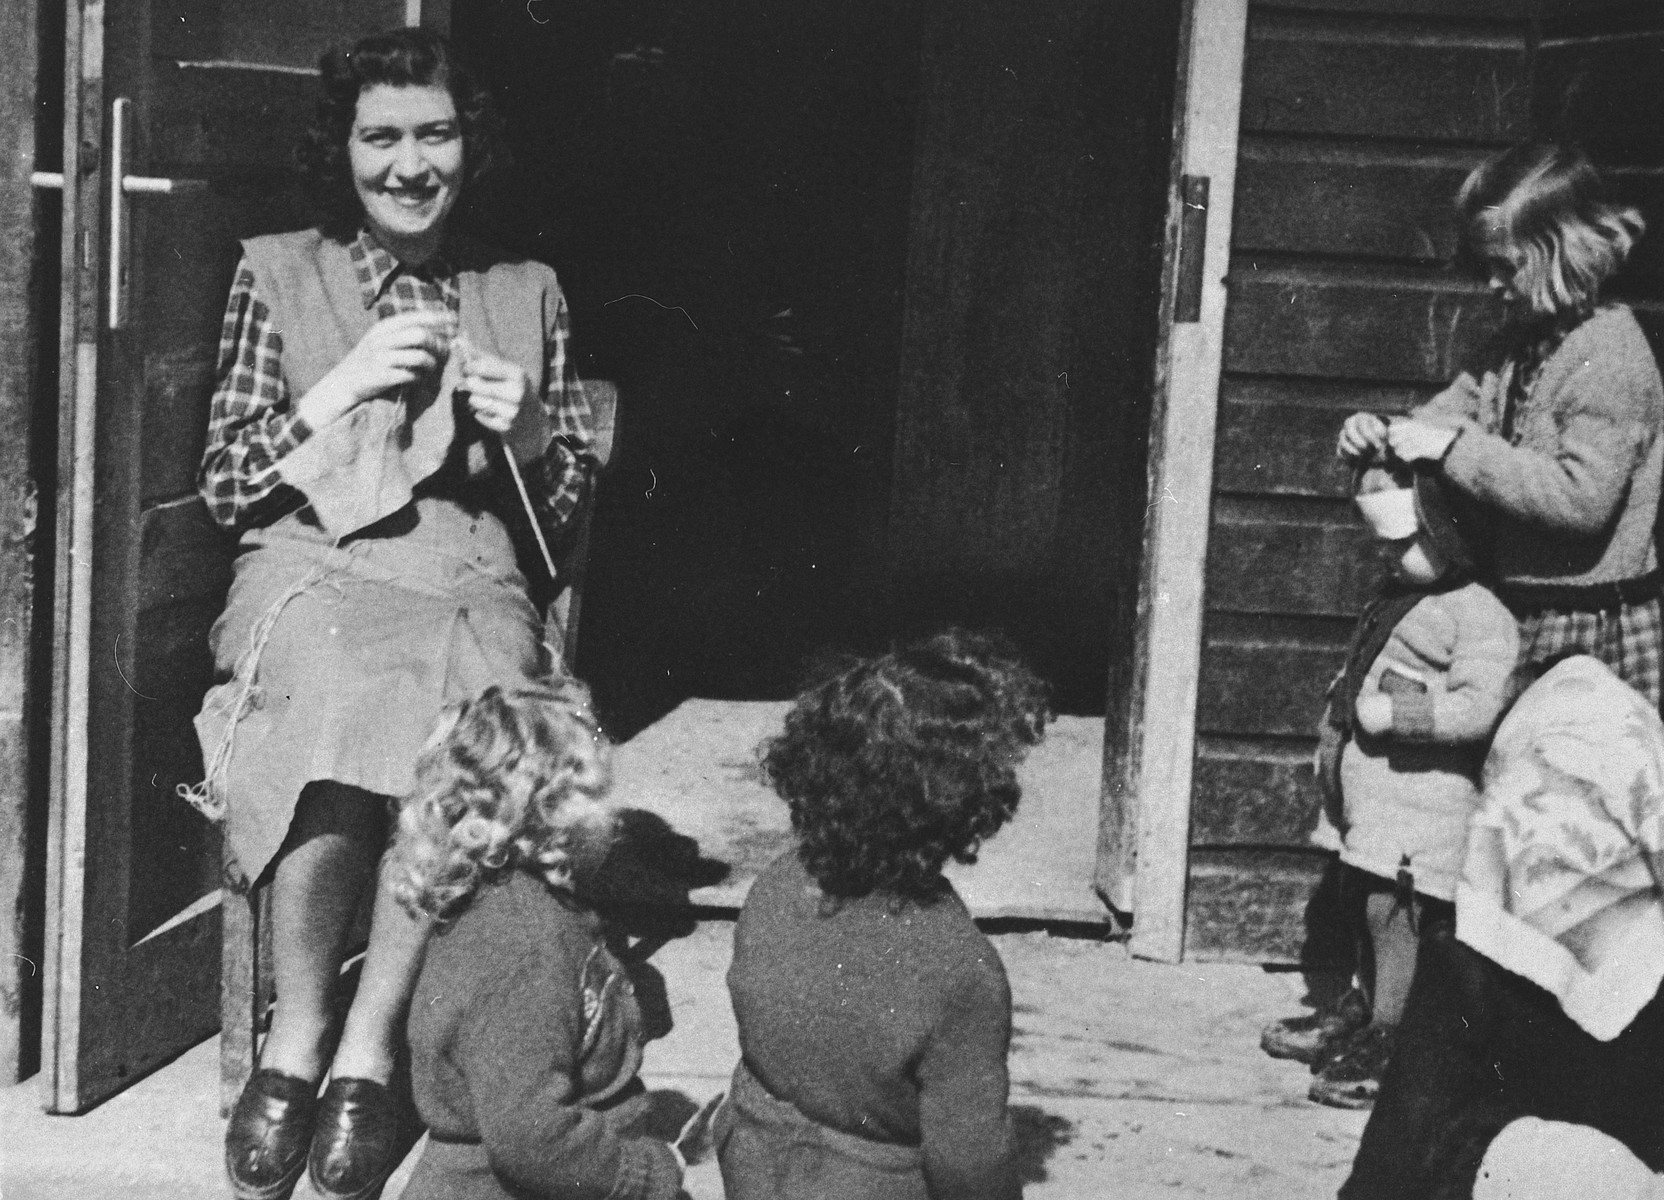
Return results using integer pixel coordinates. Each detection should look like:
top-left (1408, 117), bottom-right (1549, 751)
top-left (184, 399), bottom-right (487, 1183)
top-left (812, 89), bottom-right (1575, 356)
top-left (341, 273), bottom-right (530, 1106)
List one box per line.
top-left (452, 1), bottom-right (1182, 735)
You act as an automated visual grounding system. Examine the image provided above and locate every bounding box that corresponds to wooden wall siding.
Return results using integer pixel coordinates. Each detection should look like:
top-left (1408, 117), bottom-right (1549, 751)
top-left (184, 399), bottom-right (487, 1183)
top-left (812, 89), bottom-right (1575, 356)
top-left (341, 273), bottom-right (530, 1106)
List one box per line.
top-left (1239, 12), bottom-right (1530, 142)
top-left (1186, 849), bottom-right (1329, 962)
top-left (1183, 2), bottom-right (1534, 961)
top-left (1536, 7), bottom-right (1664, 347)
top-left (1224, 263), bottom-right (1495, 382)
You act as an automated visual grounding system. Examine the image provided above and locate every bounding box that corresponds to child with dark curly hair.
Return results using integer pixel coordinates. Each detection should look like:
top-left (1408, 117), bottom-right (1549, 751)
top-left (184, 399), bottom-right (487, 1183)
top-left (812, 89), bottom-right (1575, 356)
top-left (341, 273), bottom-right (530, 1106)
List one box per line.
top-left (718, 629), bottom-right (1050, 1200)
top-left (389, 680), bottom-right (686, 1200)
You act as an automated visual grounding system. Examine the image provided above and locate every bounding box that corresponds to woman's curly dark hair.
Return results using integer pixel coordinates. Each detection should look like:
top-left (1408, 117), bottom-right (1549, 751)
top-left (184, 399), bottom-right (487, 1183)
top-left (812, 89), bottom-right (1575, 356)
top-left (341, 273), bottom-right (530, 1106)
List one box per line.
top-left (762, 629), bottom-right (1051, 903)
top-left (295, 27), bottom-right (507, 239)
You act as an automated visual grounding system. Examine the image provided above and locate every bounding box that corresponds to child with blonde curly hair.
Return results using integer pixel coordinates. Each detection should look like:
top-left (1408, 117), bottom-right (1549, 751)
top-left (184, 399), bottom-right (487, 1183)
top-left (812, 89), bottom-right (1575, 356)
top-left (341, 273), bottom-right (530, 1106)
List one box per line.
top-left (389, 680), bottom-right (686, 1200)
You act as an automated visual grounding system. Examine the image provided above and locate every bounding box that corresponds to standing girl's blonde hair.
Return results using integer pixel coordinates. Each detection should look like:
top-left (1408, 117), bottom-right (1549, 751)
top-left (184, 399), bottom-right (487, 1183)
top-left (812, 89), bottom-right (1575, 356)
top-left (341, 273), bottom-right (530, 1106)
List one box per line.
top-left (1454, 142), bottom-right (1645, 324)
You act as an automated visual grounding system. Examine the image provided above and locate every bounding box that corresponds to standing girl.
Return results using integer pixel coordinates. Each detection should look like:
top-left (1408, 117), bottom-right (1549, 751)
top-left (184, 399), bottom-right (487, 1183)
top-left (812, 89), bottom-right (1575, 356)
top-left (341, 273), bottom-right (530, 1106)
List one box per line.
top-left (1338, 142), bottom-right (1662, 703)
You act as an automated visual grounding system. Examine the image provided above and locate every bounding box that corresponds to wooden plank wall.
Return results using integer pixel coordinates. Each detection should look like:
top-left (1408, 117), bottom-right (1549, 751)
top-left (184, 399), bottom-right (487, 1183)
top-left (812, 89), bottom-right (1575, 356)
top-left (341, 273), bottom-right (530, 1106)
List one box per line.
top-left (1535, 3), bottom-right (1664, 343)
top-left (1185, 0), bottom-right (1532, 960)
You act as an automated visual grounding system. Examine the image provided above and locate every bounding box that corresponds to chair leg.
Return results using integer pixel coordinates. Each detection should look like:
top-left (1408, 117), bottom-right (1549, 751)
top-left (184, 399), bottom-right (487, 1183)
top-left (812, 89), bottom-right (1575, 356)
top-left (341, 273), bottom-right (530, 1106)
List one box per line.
top-left (221, 884), bottom-right (259, 1117)
top-left (556, 504), bottom-right (594, 671)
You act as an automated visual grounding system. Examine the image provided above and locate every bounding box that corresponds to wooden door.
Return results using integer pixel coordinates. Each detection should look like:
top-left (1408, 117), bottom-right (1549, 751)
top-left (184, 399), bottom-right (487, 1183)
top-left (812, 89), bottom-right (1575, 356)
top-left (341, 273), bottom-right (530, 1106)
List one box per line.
top-left (41, 0), bottom-right (442, 1114)
top-left (884, 0), bottom-right (1181, 712)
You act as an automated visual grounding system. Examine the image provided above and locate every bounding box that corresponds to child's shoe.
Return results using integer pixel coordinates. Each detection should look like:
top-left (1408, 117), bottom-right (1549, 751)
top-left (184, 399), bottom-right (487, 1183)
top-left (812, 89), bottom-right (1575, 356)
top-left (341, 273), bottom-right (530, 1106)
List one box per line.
top-left (1260, 987), bottom-right (1370, 1065)
top-left (1308, 1024), bottom-right (1394, 1109)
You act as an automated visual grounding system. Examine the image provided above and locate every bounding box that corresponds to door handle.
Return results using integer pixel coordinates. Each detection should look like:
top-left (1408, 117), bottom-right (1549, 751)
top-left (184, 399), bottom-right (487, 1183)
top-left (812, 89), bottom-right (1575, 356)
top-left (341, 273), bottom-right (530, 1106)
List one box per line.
top-left (106, 97), bottom-right (209, 330)
top-left (1173, 174), bottom-right (1210, 324)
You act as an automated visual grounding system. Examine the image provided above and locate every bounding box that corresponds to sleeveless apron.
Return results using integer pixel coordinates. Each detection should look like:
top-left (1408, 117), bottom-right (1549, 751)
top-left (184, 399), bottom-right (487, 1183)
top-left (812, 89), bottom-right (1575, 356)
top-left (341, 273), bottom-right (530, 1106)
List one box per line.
top-left (188, 231), bottom-right (560, 887)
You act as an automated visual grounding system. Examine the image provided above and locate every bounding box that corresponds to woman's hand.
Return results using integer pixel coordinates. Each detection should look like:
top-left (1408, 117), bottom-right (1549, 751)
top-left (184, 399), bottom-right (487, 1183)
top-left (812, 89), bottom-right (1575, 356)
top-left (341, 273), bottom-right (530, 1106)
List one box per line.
top-left (456, 337), bottom-right (550, 461)
top-left (1337, 412), bottom-right (1389, 462)
top-left (1354, 693), bottom-right (1393, 736)
top-left (456, 341), bottom-right (533, 435)
top-left (300, 311), bottom-right (452, 429)
top-left (1385, 419), bottom-right (1458, 464)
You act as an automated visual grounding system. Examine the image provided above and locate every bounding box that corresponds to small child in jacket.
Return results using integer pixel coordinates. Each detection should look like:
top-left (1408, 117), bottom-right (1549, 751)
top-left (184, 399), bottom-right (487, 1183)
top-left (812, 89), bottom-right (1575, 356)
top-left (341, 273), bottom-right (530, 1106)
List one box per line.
top-left (1264, 459), bottom-right (1520, 1109)
top-left (390, 680), bottom-right (685, 1200)
top-left (720, 629), bottom-right (1049, 1200)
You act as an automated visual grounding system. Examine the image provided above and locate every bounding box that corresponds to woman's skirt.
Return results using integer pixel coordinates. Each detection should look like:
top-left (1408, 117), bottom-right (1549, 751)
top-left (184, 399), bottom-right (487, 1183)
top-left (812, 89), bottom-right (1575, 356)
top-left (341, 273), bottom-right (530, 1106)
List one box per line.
top-left (1514, 596), bottom-right (1662, 707)
top-left (715, 1060), bottom-right (928, 1200)
top-left (189, 499), bottom-right (545, 887)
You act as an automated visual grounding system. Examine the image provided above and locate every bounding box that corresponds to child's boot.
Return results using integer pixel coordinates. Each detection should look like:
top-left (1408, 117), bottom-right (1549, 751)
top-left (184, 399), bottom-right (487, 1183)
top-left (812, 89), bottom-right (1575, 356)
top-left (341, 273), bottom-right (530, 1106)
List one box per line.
top-left (1260, 987), bottom-right (1370, 1065)
top-left (1308, 1024), bottom-right (1394, 1109)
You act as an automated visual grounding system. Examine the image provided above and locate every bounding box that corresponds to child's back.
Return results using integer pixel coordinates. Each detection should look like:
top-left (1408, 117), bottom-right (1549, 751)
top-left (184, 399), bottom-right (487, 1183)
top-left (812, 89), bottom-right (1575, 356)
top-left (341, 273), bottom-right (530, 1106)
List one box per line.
top-left (729, 852), bottom-right (1011, 1164)
top-left (390, 681), bottom-right (683, 1200)
top-left (718, 629), bottom-right (1044, 1200)
top-left (403, 870), bottom-right (676, 1200)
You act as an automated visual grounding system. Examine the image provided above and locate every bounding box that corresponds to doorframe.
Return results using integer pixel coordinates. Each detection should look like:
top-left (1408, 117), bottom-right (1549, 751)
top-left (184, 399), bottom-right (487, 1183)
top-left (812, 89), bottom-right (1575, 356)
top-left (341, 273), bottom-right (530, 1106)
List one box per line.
top-left (40, 0), bottom-right (105, 1110)
top-left (1097, 0), bottom-right (1249, 964)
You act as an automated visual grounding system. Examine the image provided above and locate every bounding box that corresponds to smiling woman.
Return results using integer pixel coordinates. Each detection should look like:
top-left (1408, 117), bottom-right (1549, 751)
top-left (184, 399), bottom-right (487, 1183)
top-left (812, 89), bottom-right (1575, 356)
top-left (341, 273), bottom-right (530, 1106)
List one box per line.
top-left (188, 27), bottom-right (598, 1200)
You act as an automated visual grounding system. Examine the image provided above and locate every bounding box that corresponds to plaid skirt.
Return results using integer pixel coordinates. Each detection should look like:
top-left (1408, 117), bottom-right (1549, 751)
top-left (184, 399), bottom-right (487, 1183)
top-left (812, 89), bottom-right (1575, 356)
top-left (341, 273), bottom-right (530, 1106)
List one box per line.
top-left (1516, 597), bottom-right (1662, 708)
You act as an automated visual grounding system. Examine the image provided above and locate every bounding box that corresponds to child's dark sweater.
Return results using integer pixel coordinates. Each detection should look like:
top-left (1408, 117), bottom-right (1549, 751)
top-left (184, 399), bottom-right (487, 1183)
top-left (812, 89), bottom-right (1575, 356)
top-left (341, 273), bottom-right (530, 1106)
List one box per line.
top-left (401, 869), bottom-right (681, 1200)
top-left (727, 851), bottom-right (1021, 1200)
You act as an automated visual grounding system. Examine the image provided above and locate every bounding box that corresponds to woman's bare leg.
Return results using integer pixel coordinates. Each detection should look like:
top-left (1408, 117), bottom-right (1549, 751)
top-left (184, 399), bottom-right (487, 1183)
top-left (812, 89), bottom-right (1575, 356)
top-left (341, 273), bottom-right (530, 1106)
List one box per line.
top-left (327, 854), bottom-right (432, 1083)
top-left (257, 787), bottom-right (383, 1082)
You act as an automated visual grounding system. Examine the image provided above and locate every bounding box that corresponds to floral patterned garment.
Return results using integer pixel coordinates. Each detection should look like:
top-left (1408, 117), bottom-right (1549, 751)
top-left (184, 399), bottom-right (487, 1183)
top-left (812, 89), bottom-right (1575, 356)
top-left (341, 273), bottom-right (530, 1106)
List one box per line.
top-left (1457, 655), bottom-right (1664, 1040)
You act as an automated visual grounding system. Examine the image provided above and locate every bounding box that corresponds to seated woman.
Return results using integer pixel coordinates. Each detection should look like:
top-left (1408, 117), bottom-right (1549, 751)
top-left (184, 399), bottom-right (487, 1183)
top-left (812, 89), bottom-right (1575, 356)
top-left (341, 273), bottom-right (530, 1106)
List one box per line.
top-left (1341, 655), bottom-right (1664, 1200)
top-left (719, 629), bottom-right (1049, 1200)
top-left (200, 28), bottom-right (594, 1200)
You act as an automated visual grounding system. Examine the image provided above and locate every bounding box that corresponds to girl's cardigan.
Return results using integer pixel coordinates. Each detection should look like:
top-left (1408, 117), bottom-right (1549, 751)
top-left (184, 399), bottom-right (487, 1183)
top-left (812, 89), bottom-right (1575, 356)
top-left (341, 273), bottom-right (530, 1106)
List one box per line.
top-left (1415, 304), bottom-right (1664, 587)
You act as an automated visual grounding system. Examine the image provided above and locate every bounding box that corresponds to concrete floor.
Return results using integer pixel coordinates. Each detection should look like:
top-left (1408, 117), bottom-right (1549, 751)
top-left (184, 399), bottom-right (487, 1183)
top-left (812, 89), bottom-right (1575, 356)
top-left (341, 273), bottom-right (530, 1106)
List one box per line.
top-left (0, 920), bottom-right (1365, 1200)
top-left (3, 698), bottom-right (1365, 1196)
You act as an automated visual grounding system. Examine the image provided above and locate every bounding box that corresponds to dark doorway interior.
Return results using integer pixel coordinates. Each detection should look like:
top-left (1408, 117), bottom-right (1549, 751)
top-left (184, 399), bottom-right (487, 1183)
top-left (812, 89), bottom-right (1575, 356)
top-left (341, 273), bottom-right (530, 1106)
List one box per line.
top-left (452, 1), bottom-right (1179, 735)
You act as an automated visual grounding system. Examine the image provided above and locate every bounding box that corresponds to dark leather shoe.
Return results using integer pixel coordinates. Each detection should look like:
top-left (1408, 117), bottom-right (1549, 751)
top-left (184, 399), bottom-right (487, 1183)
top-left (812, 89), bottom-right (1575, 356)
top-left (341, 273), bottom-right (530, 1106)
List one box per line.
top-left (308, 1077), bottom-right (416, 1200)
top-left (225, 1068), bottom-right (318, 1200)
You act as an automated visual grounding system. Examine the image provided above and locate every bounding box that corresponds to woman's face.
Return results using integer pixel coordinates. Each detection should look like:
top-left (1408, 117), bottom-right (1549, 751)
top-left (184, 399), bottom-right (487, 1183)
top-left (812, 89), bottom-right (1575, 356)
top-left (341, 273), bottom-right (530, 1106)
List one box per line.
top-left (349, 83), bottom-right (464, 261)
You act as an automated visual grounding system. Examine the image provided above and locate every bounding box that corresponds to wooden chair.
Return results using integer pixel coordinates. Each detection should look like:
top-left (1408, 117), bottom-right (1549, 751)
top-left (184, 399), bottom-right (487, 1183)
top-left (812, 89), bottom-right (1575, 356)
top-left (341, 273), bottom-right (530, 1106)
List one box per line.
top-left (219, 381), bottom-right (620, 1113)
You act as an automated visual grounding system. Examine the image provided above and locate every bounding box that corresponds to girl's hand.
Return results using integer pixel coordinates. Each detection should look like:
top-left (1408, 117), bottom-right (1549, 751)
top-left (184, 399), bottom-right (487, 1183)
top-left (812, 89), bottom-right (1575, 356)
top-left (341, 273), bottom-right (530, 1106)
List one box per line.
top-left (1337, 412), bottom-right (1388, 461)
top-left (1385, 419), bottom-right (1458, 464)
top-left (455, 336), bottom-right (550, 461)
top-left (302, 310), bottom-right (451, 428)
top-left (1354, 693), bottom-right (1393, 736)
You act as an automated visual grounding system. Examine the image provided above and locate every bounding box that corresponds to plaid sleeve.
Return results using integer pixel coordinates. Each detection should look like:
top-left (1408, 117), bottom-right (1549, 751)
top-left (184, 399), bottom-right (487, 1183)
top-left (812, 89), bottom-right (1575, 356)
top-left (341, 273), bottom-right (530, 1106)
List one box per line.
top-left (197, 259), bottom-right (313, 530)
top-left (520, 284), bottom-right (597, 539)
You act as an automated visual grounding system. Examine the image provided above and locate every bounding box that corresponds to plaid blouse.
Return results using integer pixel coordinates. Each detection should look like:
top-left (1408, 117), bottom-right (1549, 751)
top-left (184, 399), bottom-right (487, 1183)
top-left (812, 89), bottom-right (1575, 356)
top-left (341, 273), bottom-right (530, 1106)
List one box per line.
top-left (198, 228), bottom-right (594, 537)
